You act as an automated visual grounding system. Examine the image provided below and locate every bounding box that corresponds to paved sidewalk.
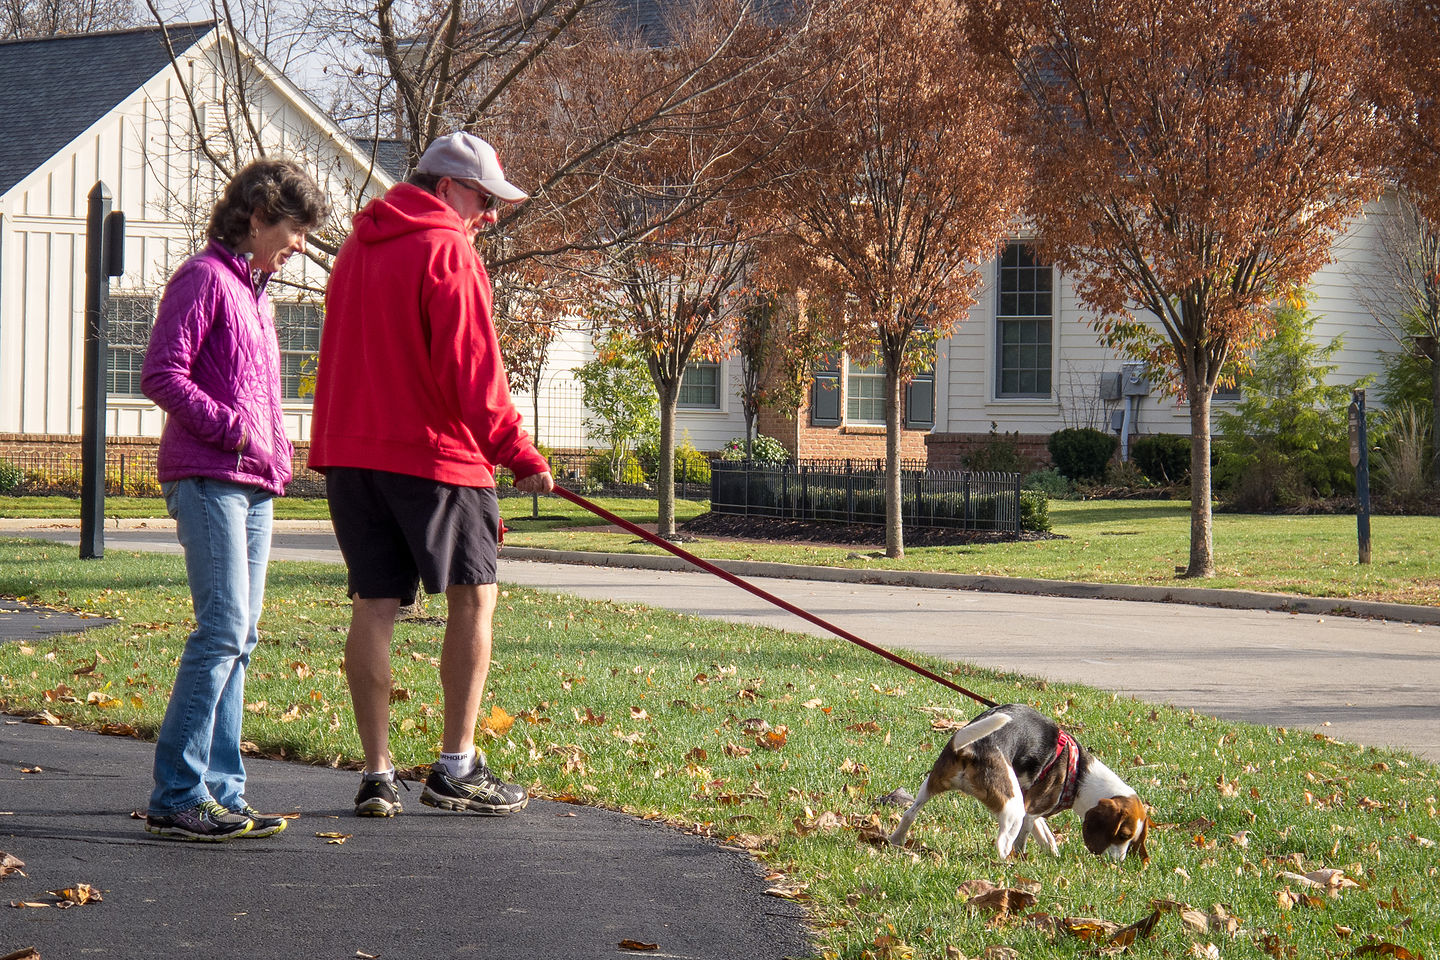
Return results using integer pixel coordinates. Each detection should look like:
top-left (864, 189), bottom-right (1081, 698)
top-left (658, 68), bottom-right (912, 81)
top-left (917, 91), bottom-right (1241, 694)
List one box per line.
top-left (0, 720), bottom-right (809, 960)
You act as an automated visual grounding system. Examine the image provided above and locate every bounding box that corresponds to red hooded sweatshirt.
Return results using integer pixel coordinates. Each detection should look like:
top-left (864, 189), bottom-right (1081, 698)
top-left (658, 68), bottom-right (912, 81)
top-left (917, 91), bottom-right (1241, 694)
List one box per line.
top-left (309, 183), bottom-right (548, 486)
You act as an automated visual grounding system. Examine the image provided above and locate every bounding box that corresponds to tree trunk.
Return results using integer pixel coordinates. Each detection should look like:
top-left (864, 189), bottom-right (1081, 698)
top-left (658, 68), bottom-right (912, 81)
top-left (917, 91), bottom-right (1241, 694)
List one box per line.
top-left (884, 365), bottom-right (904, 559)
top-left (1185, 386), bottom-right (1215, 578)
top-left (657, 382), bottom-right (679, 538)
top-left (1431, 356), bottom-right (1440, 487)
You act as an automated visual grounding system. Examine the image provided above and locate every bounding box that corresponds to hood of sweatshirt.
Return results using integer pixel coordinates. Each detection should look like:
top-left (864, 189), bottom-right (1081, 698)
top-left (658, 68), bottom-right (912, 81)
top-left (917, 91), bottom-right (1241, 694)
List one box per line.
top-left (351, 182), bottom-right (467, 245)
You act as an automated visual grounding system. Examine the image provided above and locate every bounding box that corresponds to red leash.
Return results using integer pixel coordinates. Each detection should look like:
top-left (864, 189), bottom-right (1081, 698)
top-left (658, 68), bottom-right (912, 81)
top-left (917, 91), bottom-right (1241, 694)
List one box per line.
top-left (549, 484), bottom-right (997, 708)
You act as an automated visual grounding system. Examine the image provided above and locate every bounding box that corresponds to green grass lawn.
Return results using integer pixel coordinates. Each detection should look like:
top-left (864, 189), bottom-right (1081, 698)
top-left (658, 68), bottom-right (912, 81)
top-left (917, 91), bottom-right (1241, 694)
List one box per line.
top-left (0, 493), bottom-right (709, 527)
top-left (505, 499), bottom-right (1440, 607)
top-left (1, 539), bottom-right (1435, 959)
top-left (5, 493), bottom-right (1437, 606)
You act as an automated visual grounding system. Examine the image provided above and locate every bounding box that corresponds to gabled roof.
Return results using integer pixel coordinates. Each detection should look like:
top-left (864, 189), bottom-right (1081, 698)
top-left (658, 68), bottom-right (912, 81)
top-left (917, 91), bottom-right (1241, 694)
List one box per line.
top-left (358, 138), bottom-right (412, 182)
top-left (0, 22), bottom-right (215, 195)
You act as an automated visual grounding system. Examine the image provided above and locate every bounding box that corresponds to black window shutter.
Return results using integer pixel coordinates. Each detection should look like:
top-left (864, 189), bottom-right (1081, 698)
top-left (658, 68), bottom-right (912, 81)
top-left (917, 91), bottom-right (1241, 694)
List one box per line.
top-left (905, 372), bottom-right (934, 429)
top-left (811, 353), bottom-right (841, 426)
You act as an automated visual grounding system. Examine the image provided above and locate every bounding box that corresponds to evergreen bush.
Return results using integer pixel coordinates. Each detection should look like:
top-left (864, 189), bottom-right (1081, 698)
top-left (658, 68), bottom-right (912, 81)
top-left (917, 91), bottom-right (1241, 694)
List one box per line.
top-left (1047, 427), bottom-right (1117, 481)
top-left (1130, 434), bottom-right (1191, 485)
top-left (1215, 297), bottom-right (1359, 508)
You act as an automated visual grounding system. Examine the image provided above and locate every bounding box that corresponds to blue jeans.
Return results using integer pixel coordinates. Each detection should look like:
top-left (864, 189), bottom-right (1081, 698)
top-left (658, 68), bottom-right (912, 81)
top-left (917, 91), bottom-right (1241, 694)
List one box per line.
top-left (149, 477), bottom-right (273, 815)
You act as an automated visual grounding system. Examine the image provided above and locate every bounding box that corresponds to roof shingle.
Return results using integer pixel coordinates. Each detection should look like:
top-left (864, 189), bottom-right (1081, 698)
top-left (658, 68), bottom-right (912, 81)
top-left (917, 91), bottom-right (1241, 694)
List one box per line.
top-left (0, 22), bottom-right (213, 196)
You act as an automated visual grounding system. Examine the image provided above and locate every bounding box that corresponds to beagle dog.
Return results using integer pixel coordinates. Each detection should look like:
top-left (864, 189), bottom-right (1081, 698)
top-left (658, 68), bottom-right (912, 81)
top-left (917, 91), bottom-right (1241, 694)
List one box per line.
top-left (888, 703), bottom-right (1150, 862)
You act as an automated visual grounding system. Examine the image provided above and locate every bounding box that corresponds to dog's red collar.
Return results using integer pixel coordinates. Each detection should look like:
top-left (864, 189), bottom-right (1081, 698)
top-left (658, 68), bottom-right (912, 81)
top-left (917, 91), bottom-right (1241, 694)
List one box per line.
top-left (1035, 729), bottom-right (1080, 813)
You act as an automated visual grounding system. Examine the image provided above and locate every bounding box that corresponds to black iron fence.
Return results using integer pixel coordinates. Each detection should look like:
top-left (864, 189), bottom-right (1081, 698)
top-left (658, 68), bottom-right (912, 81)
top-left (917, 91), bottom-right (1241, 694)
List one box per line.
top-left (709, 460), bottom-right (1023, 532)
top-left (0, 448), bottom-right (162, 498)
top-left (0, 447), bottom-right (712, 502)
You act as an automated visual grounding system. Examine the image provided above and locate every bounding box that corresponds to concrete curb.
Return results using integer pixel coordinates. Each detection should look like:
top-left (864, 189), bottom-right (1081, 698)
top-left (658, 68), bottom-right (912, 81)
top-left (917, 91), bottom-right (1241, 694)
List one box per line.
top-left (500, 546), bottom-right (1440, 626)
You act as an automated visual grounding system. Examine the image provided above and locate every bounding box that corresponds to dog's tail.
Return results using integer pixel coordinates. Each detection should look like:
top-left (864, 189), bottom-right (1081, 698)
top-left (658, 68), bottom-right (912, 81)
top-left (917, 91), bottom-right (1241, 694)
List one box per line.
top-left (948, 711), bottom-right (1011, 752)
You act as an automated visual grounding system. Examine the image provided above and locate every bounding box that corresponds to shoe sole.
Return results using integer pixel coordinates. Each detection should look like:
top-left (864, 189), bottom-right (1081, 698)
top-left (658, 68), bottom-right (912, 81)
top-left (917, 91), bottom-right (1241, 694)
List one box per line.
top-left (240, 821), bottom-right (287, 838)
top-left (355, 800), bottom-right (403, 817)
top-left (144, 821), bottom-right (254, 842)
top-left (419, 787), bottom-right (528, 815)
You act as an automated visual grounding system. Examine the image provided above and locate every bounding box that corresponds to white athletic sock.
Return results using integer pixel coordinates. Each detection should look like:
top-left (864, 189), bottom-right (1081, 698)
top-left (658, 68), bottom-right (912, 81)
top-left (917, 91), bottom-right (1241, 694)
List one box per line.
top-left (437, 750), bottom-right (476, 777)
top-left (362, 767), bottom-right (395, 782)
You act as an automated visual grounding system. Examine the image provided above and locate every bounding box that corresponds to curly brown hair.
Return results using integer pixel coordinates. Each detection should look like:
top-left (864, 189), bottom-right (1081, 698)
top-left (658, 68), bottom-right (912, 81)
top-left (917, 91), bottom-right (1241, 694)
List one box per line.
top-left (207, 158), bottom-right (330, 248)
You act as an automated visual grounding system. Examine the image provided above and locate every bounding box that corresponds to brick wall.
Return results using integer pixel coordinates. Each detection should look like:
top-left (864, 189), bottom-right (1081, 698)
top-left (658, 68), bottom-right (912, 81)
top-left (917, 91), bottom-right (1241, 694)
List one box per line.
top-left (924, 431), bottom-right (1052, 472)
top-left (754, 389), bottom-right (929, 462)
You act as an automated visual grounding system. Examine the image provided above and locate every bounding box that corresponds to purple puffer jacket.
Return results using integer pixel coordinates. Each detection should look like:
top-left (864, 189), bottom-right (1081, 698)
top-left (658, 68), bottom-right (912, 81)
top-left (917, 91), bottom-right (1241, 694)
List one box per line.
top-left (142, 240), bottom-right (292, 496)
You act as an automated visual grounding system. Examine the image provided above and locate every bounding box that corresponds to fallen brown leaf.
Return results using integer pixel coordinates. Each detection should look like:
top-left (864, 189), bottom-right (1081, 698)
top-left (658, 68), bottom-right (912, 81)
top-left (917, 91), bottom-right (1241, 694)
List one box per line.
top-left (1060, 917), bottom-right (1121, 941)
top-left (957, 879), bottom-right (999, 899)
top-left (315, 832), bottom-right (352, 844)
top-left (0, 947), bottom-right (42, 960)
top-left (0, 852), bottom-right (25, 879)
top-left (618, 940), bottom-right (658, 952)
top-left (47, 883), bottom-right (101, 905)
top-left (22, 711), bottom-right (63, 726)
top-left (98, 722), bottom-right (140, 738)
top-left (477, 705), bottom-right (515, 738)
top-left (966, 888), bottom-right (1036, 915)
top-left (1353, 944), bottom-right (1420, 959)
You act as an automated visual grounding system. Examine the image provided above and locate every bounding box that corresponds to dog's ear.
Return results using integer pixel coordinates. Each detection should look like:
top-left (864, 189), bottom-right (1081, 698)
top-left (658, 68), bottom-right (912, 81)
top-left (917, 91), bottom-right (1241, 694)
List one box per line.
top-left (1133, 806), bottom-right (1152, 864)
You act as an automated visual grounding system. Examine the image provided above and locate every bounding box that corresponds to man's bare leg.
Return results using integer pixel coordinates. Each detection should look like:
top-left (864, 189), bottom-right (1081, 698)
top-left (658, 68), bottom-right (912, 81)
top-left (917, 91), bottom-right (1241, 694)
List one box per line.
top-left (346, 597), bottom-right (402, 773)
top-left (439, 583), bottom-right (497, 757)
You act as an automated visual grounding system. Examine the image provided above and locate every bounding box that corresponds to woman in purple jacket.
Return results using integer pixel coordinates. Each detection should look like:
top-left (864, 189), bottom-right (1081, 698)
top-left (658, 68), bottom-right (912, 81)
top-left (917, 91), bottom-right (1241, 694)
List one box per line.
top-left (141, 160), bottom-right (328, 841)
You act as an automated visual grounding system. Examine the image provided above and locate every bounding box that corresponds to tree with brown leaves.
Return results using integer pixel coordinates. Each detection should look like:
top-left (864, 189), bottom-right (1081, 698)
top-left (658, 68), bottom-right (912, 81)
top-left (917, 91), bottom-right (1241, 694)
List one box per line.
top-left (578, 0), bottom-right (806, 538)
top-left (769, 0), bottom-right (1025, 558)
top-left (970, 0), bottom-right (1386, 577)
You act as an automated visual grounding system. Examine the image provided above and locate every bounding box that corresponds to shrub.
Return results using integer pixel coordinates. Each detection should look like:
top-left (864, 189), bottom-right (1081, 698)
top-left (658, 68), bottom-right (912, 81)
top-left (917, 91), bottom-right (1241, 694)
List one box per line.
top-left (1215, 297), bottom-right (1359, 508)
top-left (0, 459), bottom-right (21, 494)
top-left (1131, 434), bottom-right (1191, 485)
top-left (1023, 467), bottom-right (1073, 498)
top-left (718, 434), bottom-right (790, 464)
top-left (965, 423), bottom-right (1029, 473)
top-left (636, 437), bottom-right (713, 487)
top-left (1047, 428), bottom-right (1117, 481)
top-left (1372, 402), bottom-right (1433, 509)
top-left (1020, 490), bottom-right (1051, 532)
top-left (674, 440), bottom-right (712, 487)
top-left (586, 451), bottom-right (647, 486)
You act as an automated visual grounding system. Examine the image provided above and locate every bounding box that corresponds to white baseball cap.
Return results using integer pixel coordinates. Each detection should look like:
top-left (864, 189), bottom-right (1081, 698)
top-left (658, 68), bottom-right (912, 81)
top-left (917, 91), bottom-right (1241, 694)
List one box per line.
top-left (415, 132), bottom-right (528, 203)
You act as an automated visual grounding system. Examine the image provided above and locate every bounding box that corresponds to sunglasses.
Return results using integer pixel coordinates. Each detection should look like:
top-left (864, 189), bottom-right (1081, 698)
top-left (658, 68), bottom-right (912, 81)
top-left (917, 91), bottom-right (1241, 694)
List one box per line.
top-left (450, 178), bottom-right (504, 212)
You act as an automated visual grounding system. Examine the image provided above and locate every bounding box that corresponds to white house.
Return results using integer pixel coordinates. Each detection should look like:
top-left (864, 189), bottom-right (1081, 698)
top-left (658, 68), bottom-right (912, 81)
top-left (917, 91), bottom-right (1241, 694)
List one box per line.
top-left (0, 22), bottom-right (395, 471)
top-left (0, 23), bottom-right (1406, 483)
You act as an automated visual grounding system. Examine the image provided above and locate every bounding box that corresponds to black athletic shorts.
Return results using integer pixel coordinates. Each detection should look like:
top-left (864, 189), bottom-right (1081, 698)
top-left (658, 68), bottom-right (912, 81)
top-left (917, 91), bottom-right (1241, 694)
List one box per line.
top-left (325, 467), bottom-right (501, 604)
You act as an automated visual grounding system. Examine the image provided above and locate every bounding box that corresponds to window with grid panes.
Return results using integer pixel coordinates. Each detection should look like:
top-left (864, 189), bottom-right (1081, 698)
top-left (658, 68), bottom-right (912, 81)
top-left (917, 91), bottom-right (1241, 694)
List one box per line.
top-left (105, 295), bottom-right (157, 397)
top-left (677, 361), bottom-right (720, 408)
top-left (995, 243), bottom-right (1053, 398)
top-left (274, 302), bottom-right (323, 400)
top-left (845, 357), bottom-right (886, 424)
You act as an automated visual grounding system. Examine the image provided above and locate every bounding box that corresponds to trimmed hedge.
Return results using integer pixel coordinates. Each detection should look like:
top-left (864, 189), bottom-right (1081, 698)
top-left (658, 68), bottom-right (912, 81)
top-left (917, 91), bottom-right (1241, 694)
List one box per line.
top-left (1048, 428), bottom-right (1117, 481)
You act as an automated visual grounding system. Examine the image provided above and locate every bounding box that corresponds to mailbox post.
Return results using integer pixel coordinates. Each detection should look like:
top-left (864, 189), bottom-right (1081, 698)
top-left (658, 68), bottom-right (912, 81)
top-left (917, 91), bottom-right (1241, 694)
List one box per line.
top-left (1348, 388), bottom-right (1371, 565)
top-left (79, 182), bottom-right (126, 559)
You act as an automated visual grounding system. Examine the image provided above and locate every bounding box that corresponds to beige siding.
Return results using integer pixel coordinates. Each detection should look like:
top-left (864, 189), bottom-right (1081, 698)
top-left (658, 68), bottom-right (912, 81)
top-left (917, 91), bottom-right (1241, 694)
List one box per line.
top-left (0, 31), bottom-right (390, 441)
top-left (938, 212), bottom-right (1406, 442)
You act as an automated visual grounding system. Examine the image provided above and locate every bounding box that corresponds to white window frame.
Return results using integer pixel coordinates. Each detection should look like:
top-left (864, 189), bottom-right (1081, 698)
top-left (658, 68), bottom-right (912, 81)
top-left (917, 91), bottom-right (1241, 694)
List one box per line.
top-left (995, 242), bottom-right (1055, 400)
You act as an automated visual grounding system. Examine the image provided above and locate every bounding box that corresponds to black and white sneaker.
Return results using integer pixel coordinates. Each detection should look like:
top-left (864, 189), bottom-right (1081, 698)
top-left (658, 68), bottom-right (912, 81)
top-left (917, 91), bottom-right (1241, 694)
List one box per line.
top-left (230, 803), bottom-right (288, 838)
top-left (354, 776), bottom-right (404, 817)
top-left (420, 756), bottom-right (528, 815)
top-left (145, 800), bottom-right (253, 842)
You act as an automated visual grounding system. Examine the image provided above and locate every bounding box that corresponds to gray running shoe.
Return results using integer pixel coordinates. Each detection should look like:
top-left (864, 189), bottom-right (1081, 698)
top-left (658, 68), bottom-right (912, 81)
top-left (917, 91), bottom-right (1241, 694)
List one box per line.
top-left (420, 757), bottom-right (528, 815)
top-left (354, 776), bottom-right (404, 817)
top-left (145, 799), bottom-right (253, 842)
top-left (230, 803), bottom-right (287, 838)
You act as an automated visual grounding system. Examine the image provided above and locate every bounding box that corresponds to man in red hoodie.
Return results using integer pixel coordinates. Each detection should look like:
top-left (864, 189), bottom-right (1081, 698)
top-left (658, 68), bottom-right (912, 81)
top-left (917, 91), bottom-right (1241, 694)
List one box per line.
top-left (311, 132), bottom-right (554, 819)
